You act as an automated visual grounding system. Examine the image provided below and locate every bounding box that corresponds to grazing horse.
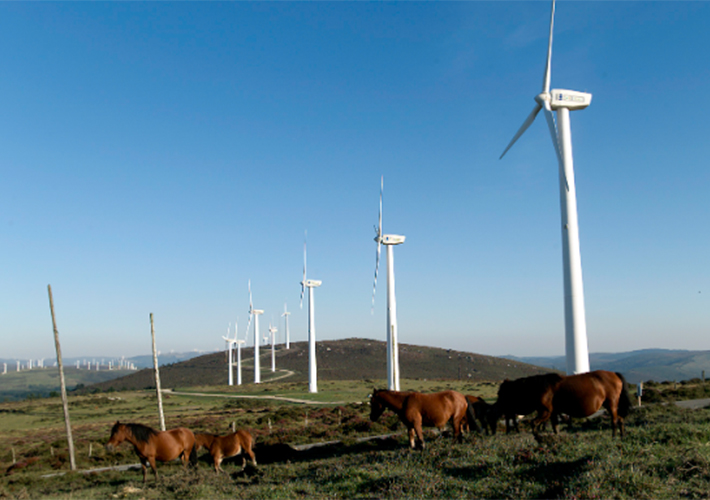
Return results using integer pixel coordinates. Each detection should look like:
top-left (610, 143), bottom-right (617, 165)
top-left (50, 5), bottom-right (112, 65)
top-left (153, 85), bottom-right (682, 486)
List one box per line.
top-left (549, 370), bottom-right (632, 437)
top-left (488, 373), bottom-right (565, 435)
top-left (105, 422), bottom-right (196, 483)
top-left (194, 430), bottom-right (256, 473)
top-left (464, 396), bottom-right (493, 434)
top-left (369, 389), bottom-right (470, 449)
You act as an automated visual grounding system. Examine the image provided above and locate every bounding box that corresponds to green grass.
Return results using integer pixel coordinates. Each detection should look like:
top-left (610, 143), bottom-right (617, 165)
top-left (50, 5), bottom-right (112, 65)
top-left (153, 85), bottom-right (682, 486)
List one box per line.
top-left (1, 381), bottom-right (709, 498)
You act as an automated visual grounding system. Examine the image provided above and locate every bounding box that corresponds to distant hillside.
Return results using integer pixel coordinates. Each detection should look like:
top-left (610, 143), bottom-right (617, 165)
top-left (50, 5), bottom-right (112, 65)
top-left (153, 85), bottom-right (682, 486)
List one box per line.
top-left (82, 338), bottom-right (554, 393)
top-left (0, 367), bottom-right (136, 402)
top-left (505, 349), bottom-right (710, 384)
top-left (1, 351), bottom-right (210, 370)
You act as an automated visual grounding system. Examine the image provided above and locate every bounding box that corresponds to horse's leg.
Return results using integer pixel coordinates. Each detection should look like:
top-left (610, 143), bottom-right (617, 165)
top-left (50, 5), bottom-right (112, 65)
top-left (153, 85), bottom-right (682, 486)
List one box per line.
top-left (408, 427), bottom-right (417, 449)
top-left (140, 460), bottom-right (148, 484)
top-left (604, 401), bottom-right (620, 438)
top-left (246, 443), bottom-right (257, 467)
top-left (148, 457), bottom-right (159, 482)
top-left (414, 421), bottom-right (425, 450)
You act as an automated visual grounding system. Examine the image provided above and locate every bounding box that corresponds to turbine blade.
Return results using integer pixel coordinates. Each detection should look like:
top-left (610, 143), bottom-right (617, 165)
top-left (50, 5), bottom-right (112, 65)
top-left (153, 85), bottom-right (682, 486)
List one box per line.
top-left (300, 232), bottom-right (307, 309)
top-left (543, 0), bottom-right (556, 94)
top-left (378, 175), bottom-right (383, 239)
top-left (500, 103), bottom-right (542, 159)
top-left (542, 100), bottom-right (562, 163)
top-left (371, 241), bottom-right (381, 314)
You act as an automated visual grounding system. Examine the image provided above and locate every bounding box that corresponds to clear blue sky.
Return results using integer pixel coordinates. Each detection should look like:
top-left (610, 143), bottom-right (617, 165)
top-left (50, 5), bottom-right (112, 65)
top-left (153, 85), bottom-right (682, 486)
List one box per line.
top-left (1, 1), bottom-right (708, 360)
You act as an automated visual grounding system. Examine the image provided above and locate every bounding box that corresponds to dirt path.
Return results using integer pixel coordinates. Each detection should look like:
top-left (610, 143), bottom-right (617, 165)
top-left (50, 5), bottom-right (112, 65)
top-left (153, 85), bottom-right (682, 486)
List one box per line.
top-left (163, 388), bottom-right (350, 406)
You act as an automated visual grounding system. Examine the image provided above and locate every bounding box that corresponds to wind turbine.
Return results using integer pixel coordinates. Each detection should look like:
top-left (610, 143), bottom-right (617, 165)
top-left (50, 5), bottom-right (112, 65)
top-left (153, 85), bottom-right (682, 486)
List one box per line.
top-left (222, 321), bottom-right (245, 386)
top-left (300, 233), bottom-right (321, 394)
top-left (268, 322), bottom-right (277, 372)
top-left (222, 323), bottom-right (234, 386)
top-left (281, 303), bottom-right (291, 349)
top-left (371, 176), bottom-right (405, 391)
top-left (500, 0), bottom-right (591, 375)
top-left (248, 280), bottom-right (264, 384)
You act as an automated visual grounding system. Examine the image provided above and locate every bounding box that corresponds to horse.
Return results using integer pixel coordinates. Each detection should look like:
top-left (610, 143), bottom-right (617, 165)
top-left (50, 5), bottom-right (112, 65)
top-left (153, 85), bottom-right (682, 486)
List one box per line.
top-left (194, 430), bottom-right (256, 473)
top-left (488, 373), bottom-right (565, 435)
top-left (463, 396), bottom-right (492, 434)
top-left (369, 389), bottom-right (472, 450)
top-left (105, 422), bottom-right (197, 483)
top-left (548, 370), bottom-right (632, 437)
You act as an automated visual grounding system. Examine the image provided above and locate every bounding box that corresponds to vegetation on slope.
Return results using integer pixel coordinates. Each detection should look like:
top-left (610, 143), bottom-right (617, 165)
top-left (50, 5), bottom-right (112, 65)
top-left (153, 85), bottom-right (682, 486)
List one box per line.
top-left (79, 338), bottom-right (553, 394)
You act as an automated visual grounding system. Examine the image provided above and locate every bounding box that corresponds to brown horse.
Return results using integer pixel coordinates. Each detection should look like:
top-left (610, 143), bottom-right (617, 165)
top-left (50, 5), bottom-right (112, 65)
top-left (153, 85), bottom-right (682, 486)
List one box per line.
top-left (488, 373), bottom-right (565, 435)
top-left (105, 422), bottom-right (196, 483)
top-left (194, 430), bottom-right (256, 473)
top-left (369, 389), bottom-right (471, 449)
top-left (549, 370), bottom-right (632, 437)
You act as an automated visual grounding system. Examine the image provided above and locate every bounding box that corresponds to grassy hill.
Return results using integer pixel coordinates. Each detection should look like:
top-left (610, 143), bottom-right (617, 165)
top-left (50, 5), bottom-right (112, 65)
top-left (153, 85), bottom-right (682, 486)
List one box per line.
top-left (80, 338), bottom-right (554, 393)
top-left (507, 349), bottom-right (710, 383)
top-left (0, 368), bottom-right (136, 402)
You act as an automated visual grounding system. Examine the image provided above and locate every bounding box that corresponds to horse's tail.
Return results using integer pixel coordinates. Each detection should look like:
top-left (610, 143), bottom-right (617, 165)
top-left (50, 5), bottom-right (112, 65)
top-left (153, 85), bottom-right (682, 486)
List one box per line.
top-left (616, 372), bottom-right (633, 418)
top-left (189, 445), bottom-right (198, 466)
top-left (466, 399), bottom-right (482, 434)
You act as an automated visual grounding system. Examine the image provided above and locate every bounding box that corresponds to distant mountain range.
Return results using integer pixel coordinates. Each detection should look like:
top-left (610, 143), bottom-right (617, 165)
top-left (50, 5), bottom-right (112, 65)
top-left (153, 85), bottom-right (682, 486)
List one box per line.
top-left (504, 349), bottom-right (710, 384)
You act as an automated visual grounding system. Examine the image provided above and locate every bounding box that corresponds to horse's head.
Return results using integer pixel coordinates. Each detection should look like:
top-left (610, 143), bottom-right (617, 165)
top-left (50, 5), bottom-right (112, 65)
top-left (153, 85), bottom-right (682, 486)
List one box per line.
top-left (369, 389), bottom-right (386, 422)
top-left (106, 421), bottom-right (124, 452)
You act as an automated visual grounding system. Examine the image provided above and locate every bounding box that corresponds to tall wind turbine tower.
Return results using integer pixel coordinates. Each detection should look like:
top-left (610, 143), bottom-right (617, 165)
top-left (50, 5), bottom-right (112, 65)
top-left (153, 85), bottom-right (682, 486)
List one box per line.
top-left (281, 304), bottom-right (291, 349)
top-left (300, 234), bottom-right (321, 394)
top-left (248, 281), bottom-right (264, 383)
top-left (268, 323), bottom-right (277, 372)
top-left (372, 176), bottom-right (405, 391)
top-left (223, 323), bottom-right (234, 386)
top-left (500, 0), bottom-right (591, 375)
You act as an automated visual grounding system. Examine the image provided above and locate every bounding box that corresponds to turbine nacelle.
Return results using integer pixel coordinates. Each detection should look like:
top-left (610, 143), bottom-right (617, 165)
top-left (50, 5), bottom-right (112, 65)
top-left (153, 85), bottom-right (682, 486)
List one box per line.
top-left (252, 309), bottom-right (264, 315)
top-left (303, 279), bottom-right (322, 288)
top-left (548, 89), bottom-right (592, 111)
top-left (377, 234), bottom-right (406, 246)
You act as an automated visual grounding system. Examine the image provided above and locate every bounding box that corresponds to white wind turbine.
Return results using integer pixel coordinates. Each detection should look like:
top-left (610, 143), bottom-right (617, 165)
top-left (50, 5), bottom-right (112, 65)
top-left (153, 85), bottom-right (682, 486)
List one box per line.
top-left (222, 320), bottom-right (245, 386)
top-left (222, 323), bottom-right (234, 386)
top-left (268, 322), bottom-right (278, 372)
top-left (281, 303), bottom-right (291, 349)
top-left (500, 0), bottom-right (591, 375)
top-left (248, 280), bottom-right (264, 384)
top-left (300, 233), bottom-right (321, 394)
top-left (371, 176), bottom-right (405, 391)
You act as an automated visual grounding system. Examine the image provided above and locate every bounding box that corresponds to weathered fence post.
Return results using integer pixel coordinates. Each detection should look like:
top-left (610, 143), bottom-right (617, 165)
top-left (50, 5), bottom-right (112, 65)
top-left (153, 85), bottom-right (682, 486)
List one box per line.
top-left (48, 285), bottom-right (76, 471)
top-left (150, 313), bottom-right (166, 431)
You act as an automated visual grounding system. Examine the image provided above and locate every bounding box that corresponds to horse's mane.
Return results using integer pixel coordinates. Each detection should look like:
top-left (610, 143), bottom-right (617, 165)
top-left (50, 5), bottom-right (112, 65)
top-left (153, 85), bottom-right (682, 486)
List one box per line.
top-left (120, 422), bottom-right (159, 443)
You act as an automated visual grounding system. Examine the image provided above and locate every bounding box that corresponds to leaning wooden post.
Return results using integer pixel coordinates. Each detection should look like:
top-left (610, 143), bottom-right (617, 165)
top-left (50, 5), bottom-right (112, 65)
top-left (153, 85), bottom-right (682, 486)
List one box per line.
top-left (48, 285), bottom-right (76, 471)
top-left (150, 313), bottom-right (166, 431)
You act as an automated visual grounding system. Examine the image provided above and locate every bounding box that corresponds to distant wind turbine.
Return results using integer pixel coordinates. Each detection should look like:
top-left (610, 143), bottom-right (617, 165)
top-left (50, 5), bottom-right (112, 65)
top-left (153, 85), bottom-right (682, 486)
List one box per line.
top-left (248, 280), bottom-right (264, 384)
top-left (281, 303), bottom-right (291, 349)
top-left (268, 323), bottom-right (278, 372)
top-left (500, 0), bottom-right (591, 375)
top-left (371, 176), bottom-right (405, 391)
top-left (300, 232), bottom-right (321, 394)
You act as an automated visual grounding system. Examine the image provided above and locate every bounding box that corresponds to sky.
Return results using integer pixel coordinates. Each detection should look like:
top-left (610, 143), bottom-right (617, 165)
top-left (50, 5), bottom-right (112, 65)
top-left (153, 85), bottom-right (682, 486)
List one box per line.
top-left (1, 1), bottom-right (708, 361)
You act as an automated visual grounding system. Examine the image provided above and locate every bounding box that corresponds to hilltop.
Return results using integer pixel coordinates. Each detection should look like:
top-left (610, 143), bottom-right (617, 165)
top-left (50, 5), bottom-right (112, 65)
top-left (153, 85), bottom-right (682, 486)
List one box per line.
top-left (81, 337), bottom-right (553, 393)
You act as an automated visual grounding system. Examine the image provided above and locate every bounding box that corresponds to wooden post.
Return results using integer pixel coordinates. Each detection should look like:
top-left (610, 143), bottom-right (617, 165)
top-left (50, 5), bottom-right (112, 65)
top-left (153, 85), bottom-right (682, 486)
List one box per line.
top-left (88, 442), bottom-right (92, 458)
top-left (11, 447), bottom-right (16, 464)
top-left (150, 313), bottom-right (166, 431)
top-left (636, 382), bottom-right (643, 407)
top-left (48, 285), bottom-right (76, 471)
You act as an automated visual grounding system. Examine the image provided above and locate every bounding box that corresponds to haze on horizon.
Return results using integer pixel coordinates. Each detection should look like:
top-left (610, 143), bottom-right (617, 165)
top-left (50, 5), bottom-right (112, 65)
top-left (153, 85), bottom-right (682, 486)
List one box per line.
top-left (1, 2), bottom-right (707, 361)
